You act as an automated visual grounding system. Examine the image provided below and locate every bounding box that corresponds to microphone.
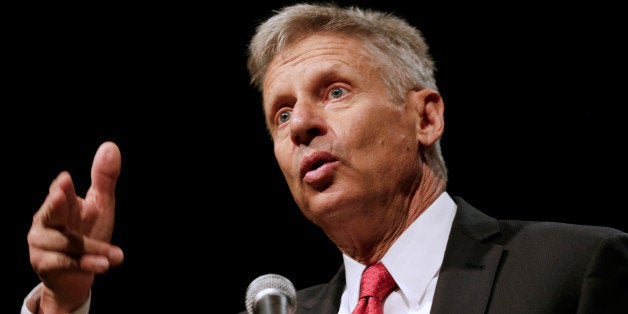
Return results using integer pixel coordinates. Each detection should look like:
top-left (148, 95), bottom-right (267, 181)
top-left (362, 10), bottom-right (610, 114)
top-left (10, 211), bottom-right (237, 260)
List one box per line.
top-left (245, 273), bottom-right (297, 314)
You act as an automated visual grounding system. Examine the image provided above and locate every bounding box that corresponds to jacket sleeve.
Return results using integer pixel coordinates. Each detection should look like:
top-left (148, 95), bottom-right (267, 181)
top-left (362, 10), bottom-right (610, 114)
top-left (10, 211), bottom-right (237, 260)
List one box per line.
top-left (577, 232), bottom-right (628, 313)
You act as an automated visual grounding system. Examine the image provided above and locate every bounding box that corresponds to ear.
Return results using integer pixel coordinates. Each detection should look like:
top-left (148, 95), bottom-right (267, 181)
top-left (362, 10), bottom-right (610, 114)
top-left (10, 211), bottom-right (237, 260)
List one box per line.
top-left (408, 89), bottom-right (444, 146)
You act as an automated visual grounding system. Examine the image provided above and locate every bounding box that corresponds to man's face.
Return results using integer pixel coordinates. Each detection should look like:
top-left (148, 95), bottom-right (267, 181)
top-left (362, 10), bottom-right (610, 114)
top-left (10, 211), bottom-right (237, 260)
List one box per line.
top-left (261, 33), bottom-right (423, 233)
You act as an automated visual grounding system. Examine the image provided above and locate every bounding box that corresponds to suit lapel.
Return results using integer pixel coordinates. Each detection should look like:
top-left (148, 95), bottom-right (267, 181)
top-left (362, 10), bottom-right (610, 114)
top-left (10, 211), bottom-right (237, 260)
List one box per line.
top-left (431, 197), bottom-right (504, 314)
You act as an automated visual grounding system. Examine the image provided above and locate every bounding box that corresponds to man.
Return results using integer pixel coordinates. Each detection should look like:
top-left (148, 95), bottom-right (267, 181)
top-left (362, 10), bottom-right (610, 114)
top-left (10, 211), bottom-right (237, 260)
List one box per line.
top-left (22, 3), bottom-right (628, 314)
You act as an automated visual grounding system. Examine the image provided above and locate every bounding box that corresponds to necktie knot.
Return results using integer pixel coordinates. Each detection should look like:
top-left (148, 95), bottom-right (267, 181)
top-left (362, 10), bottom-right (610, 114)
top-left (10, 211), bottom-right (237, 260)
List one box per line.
top-left (353, 262), bottom-right (397, 314)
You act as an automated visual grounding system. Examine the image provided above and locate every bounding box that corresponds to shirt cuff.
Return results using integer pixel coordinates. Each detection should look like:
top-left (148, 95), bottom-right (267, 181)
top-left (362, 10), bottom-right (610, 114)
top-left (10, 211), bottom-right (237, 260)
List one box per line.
top-left (21, 282), bottom-right (91, 314)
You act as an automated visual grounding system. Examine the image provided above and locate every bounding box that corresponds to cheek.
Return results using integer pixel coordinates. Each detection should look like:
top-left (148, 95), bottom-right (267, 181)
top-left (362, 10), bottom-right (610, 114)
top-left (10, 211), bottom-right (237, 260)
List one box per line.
top-left (350, 115), bottom-right (419, 175)
top-left (273, 145), bottom-right (289, 171)
top-left (337, 111), bottom-right (381, 145)
top-left (342, 109), bottom-right (415, 152)
top-left (274, 141), bottom-right (299, 182)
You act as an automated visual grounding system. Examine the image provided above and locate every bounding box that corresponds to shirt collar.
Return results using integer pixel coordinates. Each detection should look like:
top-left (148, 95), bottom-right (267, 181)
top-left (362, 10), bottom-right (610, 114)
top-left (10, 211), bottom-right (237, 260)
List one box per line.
top-left (343, 191), bottom-right (457, 308)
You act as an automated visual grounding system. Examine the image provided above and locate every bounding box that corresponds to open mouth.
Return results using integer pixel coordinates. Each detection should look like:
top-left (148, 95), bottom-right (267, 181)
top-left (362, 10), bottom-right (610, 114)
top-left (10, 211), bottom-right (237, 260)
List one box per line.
top-left (300, 151), bottom-right (336, 179)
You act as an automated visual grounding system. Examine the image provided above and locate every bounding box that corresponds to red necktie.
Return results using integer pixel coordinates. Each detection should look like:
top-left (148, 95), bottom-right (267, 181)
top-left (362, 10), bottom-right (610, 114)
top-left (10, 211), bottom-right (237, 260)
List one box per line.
top-left (352, 262), bottom-right (397, 314)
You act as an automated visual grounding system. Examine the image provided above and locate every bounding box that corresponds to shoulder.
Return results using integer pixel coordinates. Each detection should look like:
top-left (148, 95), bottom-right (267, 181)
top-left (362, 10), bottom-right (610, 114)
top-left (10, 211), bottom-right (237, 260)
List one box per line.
top-left (451, 195), bottom-right (627, 253)
top-left (452, 195), bottom-right (626, 237)
top-left (497, 219), bottom-right (627, 252)
top-left (500, 219), bottom-right (626, 238)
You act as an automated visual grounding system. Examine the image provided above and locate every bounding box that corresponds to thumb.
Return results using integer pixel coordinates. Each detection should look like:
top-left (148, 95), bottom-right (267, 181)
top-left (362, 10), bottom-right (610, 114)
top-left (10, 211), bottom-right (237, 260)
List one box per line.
top-left (90, 141), bottom-right (122, 196)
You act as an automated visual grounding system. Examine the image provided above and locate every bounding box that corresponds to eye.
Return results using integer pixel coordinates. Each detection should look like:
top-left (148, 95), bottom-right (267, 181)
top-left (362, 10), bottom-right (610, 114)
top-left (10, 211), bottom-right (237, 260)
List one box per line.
top-left (329, 87), bottom-right (348, 100)
top-left (277, 109), bottom-right (291, 125)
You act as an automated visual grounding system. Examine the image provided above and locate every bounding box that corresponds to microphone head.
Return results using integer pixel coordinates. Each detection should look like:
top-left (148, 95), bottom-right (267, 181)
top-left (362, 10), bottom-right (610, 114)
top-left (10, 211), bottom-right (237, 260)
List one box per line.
top-left (245, 273), bottom-right (297, 314)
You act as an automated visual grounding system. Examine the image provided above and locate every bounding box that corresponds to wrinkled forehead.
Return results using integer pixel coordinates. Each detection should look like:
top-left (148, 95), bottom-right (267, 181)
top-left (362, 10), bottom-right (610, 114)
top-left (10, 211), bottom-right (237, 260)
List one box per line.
top-left (265, 32), bottom-right (370, 78)
top-left (263, 33), bottom-right (373, 90)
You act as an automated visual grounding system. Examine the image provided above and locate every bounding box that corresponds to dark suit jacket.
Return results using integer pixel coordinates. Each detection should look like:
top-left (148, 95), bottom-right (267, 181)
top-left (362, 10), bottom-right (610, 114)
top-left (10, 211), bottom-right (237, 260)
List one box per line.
top-left (243, 196), bottom-right (628, 313)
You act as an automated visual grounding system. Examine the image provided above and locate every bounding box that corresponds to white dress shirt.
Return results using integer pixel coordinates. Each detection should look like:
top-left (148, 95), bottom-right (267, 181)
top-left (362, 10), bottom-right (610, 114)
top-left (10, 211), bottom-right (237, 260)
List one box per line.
top-left (338, 192), bottom-right (457, 314)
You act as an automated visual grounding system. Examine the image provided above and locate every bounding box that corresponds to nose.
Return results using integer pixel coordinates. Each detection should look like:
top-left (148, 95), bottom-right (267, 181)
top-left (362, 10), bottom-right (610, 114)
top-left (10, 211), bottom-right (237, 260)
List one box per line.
top-left (290, 100), bottom-right (326, 146)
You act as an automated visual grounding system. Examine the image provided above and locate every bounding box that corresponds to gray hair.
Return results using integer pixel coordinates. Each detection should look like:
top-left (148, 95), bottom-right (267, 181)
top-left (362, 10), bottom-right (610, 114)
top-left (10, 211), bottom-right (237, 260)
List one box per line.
top-left (247, 3), bottom-right (447, 180)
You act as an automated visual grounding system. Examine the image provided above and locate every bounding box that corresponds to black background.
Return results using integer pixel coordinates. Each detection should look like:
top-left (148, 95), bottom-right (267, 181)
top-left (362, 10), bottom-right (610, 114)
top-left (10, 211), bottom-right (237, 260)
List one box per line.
top-left (8, 1), bottom-right (626, 313)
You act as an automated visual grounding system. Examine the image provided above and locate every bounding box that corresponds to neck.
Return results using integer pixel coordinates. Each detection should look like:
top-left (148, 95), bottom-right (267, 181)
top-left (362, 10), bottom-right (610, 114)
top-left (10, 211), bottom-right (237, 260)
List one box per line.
top-left (335, 163), bottom-right (447, 265)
